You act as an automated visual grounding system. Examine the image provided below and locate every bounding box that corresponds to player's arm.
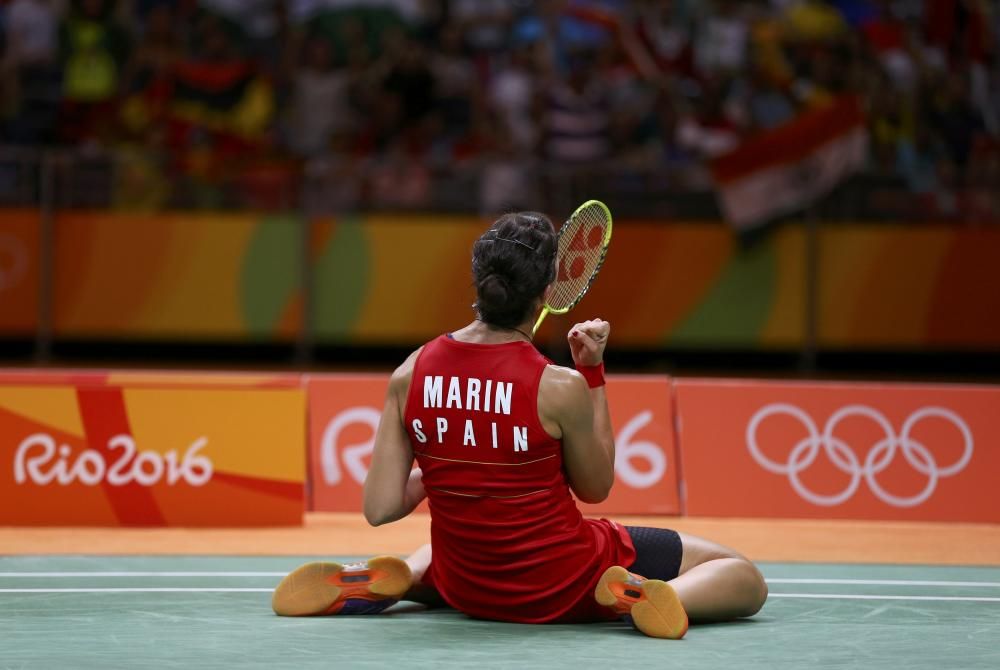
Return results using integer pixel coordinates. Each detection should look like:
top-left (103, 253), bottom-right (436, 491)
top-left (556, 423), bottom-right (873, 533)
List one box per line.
top-left (363, 349), bottom-right (426, 526)
top-left (540, 320), bottom-right (615, 503)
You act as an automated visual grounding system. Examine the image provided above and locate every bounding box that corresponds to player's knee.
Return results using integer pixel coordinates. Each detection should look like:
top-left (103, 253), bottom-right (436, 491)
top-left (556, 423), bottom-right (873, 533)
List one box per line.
top-left (739, 559), bottom-right (768, 617)
top-left (714, 548), bottom-right (767, 616)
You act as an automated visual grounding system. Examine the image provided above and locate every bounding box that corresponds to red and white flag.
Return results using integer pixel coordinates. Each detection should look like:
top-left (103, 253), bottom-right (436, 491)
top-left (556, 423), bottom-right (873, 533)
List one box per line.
top-left (711, 96), bottom-right (868, 231)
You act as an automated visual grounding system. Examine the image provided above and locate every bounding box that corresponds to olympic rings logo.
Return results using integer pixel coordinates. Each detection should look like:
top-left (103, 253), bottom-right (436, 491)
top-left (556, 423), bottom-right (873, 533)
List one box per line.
top-left (746, 404), bottom-right (974, 508)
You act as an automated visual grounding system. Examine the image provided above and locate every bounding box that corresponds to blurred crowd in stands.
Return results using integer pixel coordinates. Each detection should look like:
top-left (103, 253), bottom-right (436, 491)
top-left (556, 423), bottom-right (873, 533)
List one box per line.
top-left (0, 0), bottom-right (997, 219)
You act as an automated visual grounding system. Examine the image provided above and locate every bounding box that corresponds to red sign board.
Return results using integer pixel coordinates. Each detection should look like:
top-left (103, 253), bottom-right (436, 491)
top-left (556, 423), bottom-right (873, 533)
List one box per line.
top-left (675, 379), bottom-right (1000, 522)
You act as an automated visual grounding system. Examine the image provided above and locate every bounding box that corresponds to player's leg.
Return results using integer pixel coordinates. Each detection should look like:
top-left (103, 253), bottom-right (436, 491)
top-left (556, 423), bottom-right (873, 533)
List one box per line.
top-left (671, 532), bottom-right (768, 621)
top-left (272, 545), bottom-right (439, 616)
top-left (595, 527), bottom-right (767, 638)
top-left (401, 543), bottom-right (446, 607)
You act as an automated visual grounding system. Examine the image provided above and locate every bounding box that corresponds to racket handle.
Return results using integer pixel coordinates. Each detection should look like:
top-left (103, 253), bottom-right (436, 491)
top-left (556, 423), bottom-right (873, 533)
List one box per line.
top-left (532, 307), bottom-right (550, 336)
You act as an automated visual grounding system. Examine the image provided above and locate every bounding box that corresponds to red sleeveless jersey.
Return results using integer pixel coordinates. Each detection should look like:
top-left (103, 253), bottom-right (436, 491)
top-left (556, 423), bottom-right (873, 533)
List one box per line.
top-left (403, 334), bottom-right (635, 623)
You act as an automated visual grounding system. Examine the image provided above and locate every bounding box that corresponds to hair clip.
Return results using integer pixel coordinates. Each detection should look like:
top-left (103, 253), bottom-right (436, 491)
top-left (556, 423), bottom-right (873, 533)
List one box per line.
top-left (494, 236), bottom-right (537, 252)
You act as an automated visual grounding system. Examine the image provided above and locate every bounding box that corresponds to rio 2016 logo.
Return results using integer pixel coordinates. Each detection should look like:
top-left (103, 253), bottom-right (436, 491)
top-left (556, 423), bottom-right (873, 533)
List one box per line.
top-left (320, 407), bottom-right (667, 489)
top-left (14, 433), bottom-right (214, 487)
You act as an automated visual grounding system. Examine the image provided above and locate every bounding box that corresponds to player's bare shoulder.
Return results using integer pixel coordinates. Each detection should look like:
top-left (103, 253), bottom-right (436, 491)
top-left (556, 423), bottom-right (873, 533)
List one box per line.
top-left (539, 363), bottom-right (590, 415)
top-left (389, 346), bottom-right (425, 400)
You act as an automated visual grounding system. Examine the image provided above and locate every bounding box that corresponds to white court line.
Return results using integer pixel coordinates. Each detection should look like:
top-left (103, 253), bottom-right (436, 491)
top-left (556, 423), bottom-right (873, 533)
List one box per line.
top-left (767, 579), bottom-right (1000, 588)
top-left (768, 594), bottom-right (1000, 602)
top-left (3, 573), bottom-right (1000, 589)
top-left (3, 572), bottom-right (1000, 588)
top-left (0, 588), bottom-right (999, 601)
top-left (0, 572), bottom-right (285, 578)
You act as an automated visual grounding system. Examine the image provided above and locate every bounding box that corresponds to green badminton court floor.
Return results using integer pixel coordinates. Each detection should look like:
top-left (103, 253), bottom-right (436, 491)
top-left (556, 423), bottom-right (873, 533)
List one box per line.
top-left (2, 556), bottom-right (998, 669)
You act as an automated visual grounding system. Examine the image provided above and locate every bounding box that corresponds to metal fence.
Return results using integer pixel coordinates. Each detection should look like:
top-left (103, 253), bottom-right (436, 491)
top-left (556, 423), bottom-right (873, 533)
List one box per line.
top-left (4, 146), bottom-right (997, 223)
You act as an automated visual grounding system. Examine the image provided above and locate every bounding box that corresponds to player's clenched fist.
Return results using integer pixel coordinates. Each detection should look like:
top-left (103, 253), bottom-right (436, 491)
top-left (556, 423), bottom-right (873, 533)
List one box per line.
top-left (568, 319), bottom-right (610, 367)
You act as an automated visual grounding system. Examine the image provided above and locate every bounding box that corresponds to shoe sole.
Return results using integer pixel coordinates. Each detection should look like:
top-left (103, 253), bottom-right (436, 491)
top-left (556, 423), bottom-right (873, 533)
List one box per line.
top-left (272, 556), bottom-right (412, 617)
top-left (595, 566), bottom-right (689, 639)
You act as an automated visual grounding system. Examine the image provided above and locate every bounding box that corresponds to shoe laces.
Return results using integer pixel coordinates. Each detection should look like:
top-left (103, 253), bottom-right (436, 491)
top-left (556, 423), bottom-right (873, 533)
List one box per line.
top-left (342, 561), bottom-right (369, 572)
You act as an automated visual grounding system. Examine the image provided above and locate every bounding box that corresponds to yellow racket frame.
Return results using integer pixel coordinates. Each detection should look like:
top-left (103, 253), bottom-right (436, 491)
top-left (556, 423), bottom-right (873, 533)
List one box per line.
top-left (532, 199), bottom-right (613, 335)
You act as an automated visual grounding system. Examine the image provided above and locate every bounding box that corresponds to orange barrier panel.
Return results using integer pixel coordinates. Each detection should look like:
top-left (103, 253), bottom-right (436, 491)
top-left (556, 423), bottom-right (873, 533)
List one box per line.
top-left (308, 374), bottom-right (392, 514)
top-left (0, 369), bottom-right (301, 388)
top-left (0, 379), bottom-right (306, 526)
top-left (0, 210), bottom-right (40, 334)
top-left (309, 374), bottom-right (681, 515)
top-left (674, 379), bottom-right (999, 522)
top-left (579, 376), bottom-right (680, 515)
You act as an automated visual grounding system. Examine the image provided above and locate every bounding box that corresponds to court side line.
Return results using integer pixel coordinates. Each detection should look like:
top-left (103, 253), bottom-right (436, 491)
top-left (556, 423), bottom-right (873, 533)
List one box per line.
top-left (4, 573), bottom-right (1000, 589)
top-left (2, 589), bottom-right (1000, 601)
top-left (768, 594), bottom-right (1000, 602)
top-left (767, 579), bottom-right (1000, 588)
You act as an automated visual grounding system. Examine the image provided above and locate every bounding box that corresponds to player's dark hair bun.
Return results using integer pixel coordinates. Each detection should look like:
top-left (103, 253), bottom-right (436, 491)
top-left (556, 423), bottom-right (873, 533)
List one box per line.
top-left (472, 212), bottom-right (557, 328)
top-left (478, 274), bottom-right (510, 308)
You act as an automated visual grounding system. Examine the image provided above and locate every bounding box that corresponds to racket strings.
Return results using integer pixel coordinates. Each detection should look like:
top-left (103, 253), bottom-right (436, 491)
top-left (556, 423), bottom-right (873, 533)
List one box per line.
top-left (547, 205), bottom-right (609, 311)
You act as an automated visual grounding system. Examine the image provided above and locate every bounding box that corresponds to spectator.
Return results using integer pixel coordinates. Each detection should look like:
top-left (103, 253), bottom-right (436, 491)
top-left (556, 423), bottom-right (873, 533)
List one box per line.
top-left (869, 80), bottom-right (915, 173)
top-left (541, 49), bottom-right (612, 163)
top-left (694, 0), bottom-right (752, 77)
top-left (3, 0), bottom-right (61, 143)
top-left (478, 114), bottom-right (539, 215)
top-left (5, 0), bottom-right (59, 65)
top-left (169, 12), bottom-right (273, 138)
top-left (781, 0), bottom-right (848, 44)
top-left (0, 5), bottom-right (6, 121)
top-left (600, 36), bottom-right (661, 163)
top-left (199, 0), bottom-right (278, 52)
top-left (450, 0), bottom-right (512, 56)
top-left (896, 116), bottom-right (942, 195)
top-left (490, 43), bottom-right (541, 152)
top-left (733, 64), bottom-right (797, 131)
top-left (431, 22), bottom-right (478, 136)
top-left (283, 34), bottom-right (356, 158)
top-left (0, 0), bottom-right (995, 220)
top-left (676, 80), bottom-right (742, 160)
top-left (513, 0), bottom-right (616, 76)
top-left (922, 0), bottom-right (992, 71)
top-left (925, 70), bottom-right (985, 168)
top-left (165, 11), bottom-right (275, 203)
top-left (791, 46), bottom-right (843, 109)
top-left (631, 0), bottom-right (695, 79)
top-left (380, 34), bottom-right (434, 132)
top-left (860, 2), bottom-right (918, 92)
top-left (59, 0), bottom-right (131, 144)
top-left (118, 3), bottom-right (178, 144)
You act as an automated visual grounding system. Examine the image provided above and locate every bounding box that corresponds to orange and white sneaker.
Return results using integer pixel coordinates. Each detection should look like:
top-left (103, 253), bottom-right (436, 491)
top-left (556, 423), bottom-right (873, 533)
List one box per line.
top-left (272, 556), bottom-right (412, 617)
top-left (594, 566), bottom-right (689, 639)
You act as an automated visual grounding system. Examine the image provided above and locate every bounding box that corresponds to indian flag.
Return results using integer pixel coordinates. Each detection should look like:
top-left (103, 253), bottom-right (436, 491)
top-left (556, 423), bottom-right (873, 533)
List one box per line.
top-left (711, 96), bottom-right (868, 231)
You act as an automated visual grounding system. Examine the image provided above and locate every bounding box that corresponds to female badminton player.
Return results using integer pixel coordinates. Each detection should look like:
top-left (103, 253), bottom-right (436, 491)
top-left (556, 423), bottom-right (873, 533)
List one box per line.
top-left (272, 211), bottom-right (768, 638)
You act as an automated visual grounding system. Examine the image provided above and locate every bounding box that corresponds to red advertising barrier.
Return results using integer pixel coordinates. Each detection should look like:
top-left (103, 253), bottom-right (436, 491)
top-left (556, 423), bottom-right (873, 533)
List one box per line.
top-left (5, 367), bottom-right (995, 526)
top-left (308, 374), bottom-right (681, 515)
top-left (675, 379), bottom-right (1000, 522)
top-left (580, 376), bottom-right (680, 515)
top-left (0, 377), bottom-right (306, 526)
